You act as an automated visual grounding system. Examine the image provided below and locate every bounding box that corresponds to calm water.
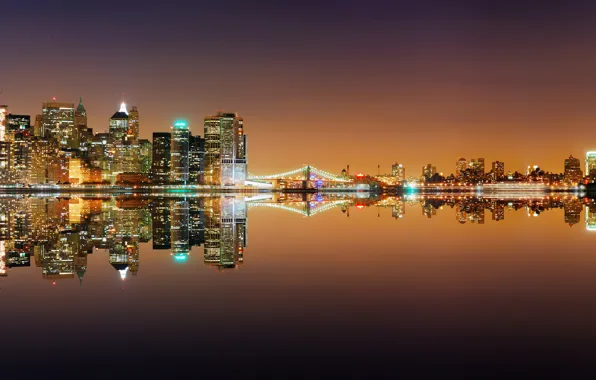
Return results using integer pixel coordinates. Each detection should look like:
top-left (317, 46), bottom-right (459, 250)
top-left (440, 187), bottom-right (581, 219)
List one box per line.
top-left (2, 193), bottom-right (596, 378)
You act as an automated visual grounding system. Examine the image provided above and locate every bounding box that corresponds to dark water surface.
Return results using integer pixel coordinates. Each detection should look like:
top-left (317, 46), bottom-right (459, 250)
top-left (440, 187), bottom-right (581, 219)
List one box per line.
top-left (2, 193), bottom-right (596, 378)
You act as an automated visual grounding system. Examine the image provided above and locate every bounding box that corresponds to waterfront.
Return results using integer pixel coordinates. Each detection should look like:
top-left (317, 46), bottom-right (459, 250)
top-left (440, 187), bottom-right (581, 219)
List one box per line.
top-left (1, 193), bottom-right (596, 376)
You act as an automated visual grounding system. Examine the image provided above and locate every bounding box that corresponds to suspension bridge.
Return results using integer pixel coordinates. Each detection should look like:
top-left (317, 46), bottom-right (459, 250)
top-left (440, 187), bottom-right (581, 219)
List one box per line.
top-left (247, 165), bottom-right (351, 189)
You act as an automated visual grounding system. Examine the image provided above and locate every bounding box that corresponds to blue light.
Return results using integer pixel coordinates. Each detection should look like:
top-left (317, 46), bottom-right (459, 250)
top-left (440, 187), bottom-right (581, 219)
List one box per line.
top-left (173, 120), bottom-right (188, 129)
top-left (173, 253), bottom-right (188, 262)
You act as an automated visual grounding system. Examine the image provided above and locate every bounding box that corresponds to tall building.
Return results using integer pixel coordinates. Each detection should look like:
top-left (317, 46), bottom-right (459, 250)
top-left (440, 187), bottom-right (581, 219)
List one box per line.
top-left (10, 133), bottom-right (29, 184)
top-left (109, 102), bottom-right (129, 143)
top-left (0, 105), bottom-right (8, 142)
top-left (127, 106), bottom-right (139, 142)
top-left (422, 164), bottom-right (436, 179)
top-left (41, 100), bottom-right (75, 148)
top-left (33, 115), bottom-right (42, 137)
top-left (586, 152), bottom-right (596, 179)
top-left (171, 199), bottom-right (190, 257)
top-left (151, 199), bottom-right (171, 249)
top-left (170, 120), bottom-right (190, 184)
top-left (391, 163), bottom-right (405, 181)
top-left (113, 142), bottom-right (140, 176)
top-left (189, 135), bottom-right (205, 184)
top-left (456, 158), bottom-right (467, 177)
top-left (469, 158), bottom-right (485, 177)
top-left (138, 139), bottom-right (152, 175)
top-left (151, 132), bottom-right (171, 184)
top-left (74, 97), bottom-right (87, 150)
top-left (0, 142), bottom-right (10, 182)
top-left (203, 112), bottom-right (247, 186)
top-left (564, 155), bottom-right (583, 184)
top-left (6, 114), bottom-right (31, 141)
top-left (492, 161), bottom-right (505, 180)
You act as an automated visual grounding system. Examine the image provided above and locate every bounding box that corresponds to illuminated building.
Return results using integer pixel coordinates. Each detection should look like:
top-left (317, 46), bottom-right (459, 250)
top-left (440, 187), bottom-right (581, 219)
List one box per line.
top-left (151, 132), bottom-right (170, 184)
top-left (109, 102), bottom-right (129, 142)
top-left (74, 97), bottom-right (87, 150)
top-left (564, 155), bottom-right (583, 184)
top-left (469, 158), bottom-right (485, 178)
top-left (203, 112), bottom-right (247, 186)
top-left (492, 161), bottom-right (505, 180)
top-left (127, 106), bottom-right (139, 142)
top-left (11, 133), bottom-right (30, 184)
top-left (189, 135), bottom-right (205, 184)
top-left (6, 114), bottom-right (31, 141)
top-left (391, 199), bottom-right (405, 219)
top-left (0, 105), bottom-right (7, 141)
top-left (40, 240), bottom-right (75, 280)
top-left (422, 164), bottom-right (436, 179)
top-left (33, 114), bottom-right (42, 137)
top-left (0, 242), bottom-right (6, 276)
top-left (0, 141), bottom-right (11, 183)
top-left (113, 142), bottom-right (141, 176)
top-left (116, 172), bottom-right (150, 184)
top-left (90, 133), bottom-right (111, 182)
top-left (139, 139), bottom-right (152, 174)
top-left (41, 100), bottom-right (75, 148)
top-left (456, 158), bottom-right (467, 177)
top-left (74, 250), bottom-right (87, 285)
top-left (171, 120), bottom-right (190, 183)
top-left (587, 152), bottom-right (596, 179)
top-left (391, 163), bottom-right (405, 181)
top-left (69, 158), bottom-right (83, 185)
top-left (151, 199), bottom-right (171, 249)
top-left (29, 138), bottom-right (58, 184)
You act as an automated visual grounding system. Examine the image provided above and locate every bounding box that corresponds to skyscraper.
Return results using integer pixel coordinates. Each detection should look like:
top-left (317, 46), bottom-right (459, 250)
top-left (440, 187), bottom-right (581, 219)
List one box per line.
top-left (391, 163), bottom-right (405, 181)
top-left (109, 102), bottom-right (129, 142)
top-left (422, 164), bottom-right (436, 179)
top-left (138, 139), bottom-right (152, 175)
top-left (586, 152), bottom-right (596, 179)
top-left (6, 114), bottom-right (31, 141)
top-left (0, 105), bottom-right (8, 142)
top-left (456, 158), bottom-right (467, 177)
top-left (41, 100), bottom-right (75, 148)
top-left (170, 120), bottom-right (190, 184)
top-left (469, 158), bottom-right (485, 178)
top-left (189, 135), bottom-right (205, 184)
top-left (151, 132), bottom-right (171, 184)
top-left (74, 97), bottom-right (87, 150)
top-left (492, 161), bottom-right (505, 180)
top-left (564, 155), bottom-right (583, 184)
top-left (203, 112), bottom-right (247, 186)
top-left (127, 106), bottom-right (139, 142)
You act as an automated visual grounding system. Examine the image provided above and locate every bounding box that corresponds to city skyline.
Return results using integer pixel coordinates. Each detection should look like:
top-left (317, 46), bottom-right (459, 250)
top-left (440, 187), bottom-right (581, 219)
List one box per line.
top-left (4, 1), bottom-right (596, 175)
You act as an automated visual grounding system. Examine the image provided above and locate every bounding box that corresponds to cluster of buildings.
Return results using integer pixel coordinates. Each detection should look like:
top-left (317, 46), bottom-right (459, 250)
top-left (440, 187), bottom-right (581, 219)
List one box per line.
top-left (384, 154), bottom-right (596, 186)
top-left (0, 196), bottom-right (248, 279)
top-left (0, 100), bottom-right (248, 186)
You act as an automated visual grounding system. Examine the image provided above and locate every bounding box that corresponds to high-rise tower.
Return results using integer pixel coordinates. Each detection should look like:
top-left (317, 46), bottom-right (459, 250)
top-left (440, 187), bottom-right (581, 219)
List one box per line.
top-left (127, 106), bottom-right (139, 142)
top-left (203, 112), bottom-right (247, 186)
top-left (109, 102), bottom-right (128, 142)
top-left (170, 120), bottom-right (190, 184)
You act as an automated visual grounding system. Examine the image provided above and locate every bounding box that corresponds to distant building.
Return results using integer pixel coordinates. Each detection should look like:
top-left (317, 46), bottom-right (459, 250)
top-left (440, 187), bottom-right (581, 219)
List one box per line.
top-left (392, 163), bottom-right (405, 181)
top-left (564, 155), bottom-right (583, 184)
top-left (203, 112), bottom-right (247, 186)
top-left (113, 142), bottom-right (140, 177)
top-left (564, 198), bottom-right (583, 226)
top-left (41, 100), bottom-right (75, 148)
top-left (0, 105), bottom-right (8, 141)
top-left (127, 106), bottom-right (139, 142)
top-left (0, 142), bottom-right (10, 182)
top-left (469, 158), bottom-right (485, 177)
top-left (492, 161), bottom-right (505, 180)
top-left (456, 158), bottom-right (467, 177)
top-left (422, 164), bottom-right (436, 179)
top-left (586, 152), bottom-right (596, 179)
top-left (74, 97), bottom-right (87, 150)
top-left (170, 121), bottom-right (190, 184)
top-left (189, 135), bottom-right (205, 184)
top-left (151, 132), bottom-right (171, 184)
top-left (6, 114), bottom-right (31, 141)
top-left (138, 139), bottom-right (152, 175)
top-left (109, 102), bottom-right (129, 142)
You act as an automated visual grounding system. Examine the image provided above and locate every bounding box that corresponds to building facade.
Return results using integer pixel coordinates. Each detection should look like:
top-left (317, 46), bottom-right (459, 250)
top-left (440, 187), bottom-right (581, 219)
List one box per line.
top-left (170, 121), bottom-right (190, 184)
top-left (41, 101), bottom-right (75, 148)
top-left (564, 155), bottom-right (583, 184)
top-left (151, 132), bottom-right (171, 184)
top-left (203, 112), bottom-right (247, 186)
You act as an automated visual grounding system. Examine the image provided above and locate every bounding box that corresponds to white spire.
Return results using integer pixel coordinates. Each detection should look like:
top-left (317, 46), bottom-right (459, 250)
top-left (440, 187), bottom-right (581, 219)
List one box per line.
top-left (119, 102), bottom-right (128, 115)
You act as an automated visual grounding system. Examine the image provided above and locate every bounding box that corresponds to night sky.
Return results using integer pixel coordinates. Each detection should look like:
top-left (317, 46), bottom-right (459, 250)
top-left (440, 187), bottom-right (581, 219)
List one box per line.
top-left (3, 0), bottom-right (596, 176)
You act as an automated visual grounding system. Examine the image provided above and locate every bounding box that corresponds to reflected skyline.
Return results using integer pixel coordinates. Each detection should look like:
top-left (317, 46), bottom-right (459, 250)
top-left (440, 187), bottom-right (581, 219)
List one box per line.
top-left (0, 193), bottom-right (595, 280)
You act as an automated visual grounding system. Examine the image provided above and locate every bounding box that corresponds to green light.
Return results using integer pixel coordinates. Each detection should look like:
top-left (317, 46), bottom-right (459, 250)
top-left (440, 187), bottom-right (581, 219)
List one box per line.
top-left (173, 120), bottom-right (188, 129)
top-left (174, 254), bottom-right (188, 262)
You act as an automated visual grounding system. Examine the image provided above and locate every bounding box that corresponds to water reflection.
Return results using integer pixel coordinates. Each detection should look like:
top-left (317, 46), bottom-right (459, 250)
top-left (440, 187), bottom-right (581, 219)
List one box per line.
top-left (0, 193), bottom-right (595, 279)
